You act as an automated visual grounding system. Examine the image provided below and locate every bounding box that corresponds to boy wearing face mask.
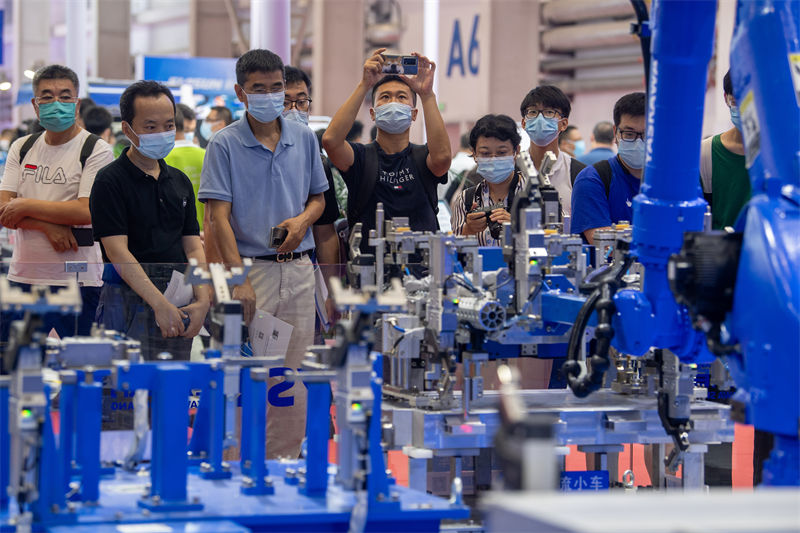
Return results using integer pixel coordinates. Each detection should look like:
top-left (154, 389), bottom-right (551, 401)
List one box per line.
top-left (451, 114), bottom-right (523, 246)
top-left (0, 64), bottom-right (113, 339)
top-left (89, 80), bottom-right (209, 361)
top-left (570, 92), bottom-right (646, 244)
top-left (700, 70), bottom-right (750, 230)
top-left (520, 85), bottom-right (586, 218)
top-left (322, 48), bottom-right (451, 255)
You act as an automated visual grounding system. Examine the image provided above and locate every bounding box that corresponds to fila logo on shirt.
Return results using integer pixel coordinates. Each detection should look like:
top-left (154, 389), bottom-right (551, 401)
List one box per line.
top-left (21, 164), bottom-right (67, 185)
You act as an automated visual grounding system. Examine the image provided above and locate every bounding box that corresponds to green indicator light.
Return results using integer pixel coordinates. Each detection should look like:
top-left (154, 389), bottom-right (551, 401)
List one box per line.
top-left (351, 402), bottom-right (362, 411)
top-left (452, 298), bottom-right (459, 305)
top-left (21, 409), bottom-right (32, 418)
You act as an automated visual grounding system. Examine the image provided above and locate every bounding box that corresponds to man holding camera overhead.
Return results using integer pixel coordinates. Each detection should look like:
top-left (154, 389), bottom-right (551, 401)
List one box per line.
top-left (322, 49), bottom-right (451, 256)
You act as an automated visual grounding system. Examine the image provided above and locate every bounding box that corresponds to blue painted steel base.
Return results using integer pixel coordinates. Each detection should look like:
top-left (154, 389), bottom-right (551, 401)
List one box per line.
top-left (762, 436), bottom-right (800, 487)
top-left (0, 460), bottom-right (467, 532)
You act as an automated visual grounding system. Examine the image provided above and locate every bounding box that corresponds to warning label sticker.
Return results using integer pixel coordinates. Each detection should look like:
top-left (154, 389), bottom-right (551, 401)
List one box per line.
top-left (739, 90), bottom-right (761, 168)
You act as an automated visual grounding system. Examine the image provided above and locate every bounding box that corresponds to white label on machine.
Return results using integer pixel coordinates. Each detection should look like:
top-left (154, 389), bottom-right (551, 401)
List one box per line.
top-left (249, 309), bottom-right (293, 357)
top-left (117, 524), bottom-right (173, 533)
top-left (739, 90), bottom-right (761, 168)
top-left (790, 53), bottom-right (800, 106)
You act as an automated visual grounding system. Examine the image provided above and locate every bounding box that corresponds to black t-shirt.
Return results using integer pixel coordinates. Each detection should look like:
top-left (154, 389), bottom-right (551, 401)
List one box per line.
top-left (342, 142), bottom-right (444, 253)
top-left (90, 147), bottom-right (200, 264)
top-left (315, 155), bottom-right (340, 226)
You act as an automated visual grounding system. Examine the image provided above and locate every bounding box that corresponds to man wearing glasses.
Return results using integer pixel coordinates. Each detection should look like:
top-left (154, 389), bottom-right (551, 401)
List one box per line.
top-left (519, 85), bottom-right (586, 219)
top-left (570, 92), bottom-right (646, 244)
top-left (199, 49), bottom-right (328, 460)
top-left (0, 65), bottom-right (113, 339)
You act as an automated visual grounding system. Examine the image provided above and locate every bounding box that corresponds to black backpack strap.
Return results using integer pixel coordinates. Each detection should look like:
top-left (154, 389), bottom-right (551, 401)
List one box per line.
top-left (505, 171), bottom-right (520, 209)
top-left (463, 183), bottom-right (479, 214)
top-left (592, 159), bottom-right (613, 198)
top-left (569, 157), bottom-right (586, 186)
top-left (348, 141), bottom-right (380, 227)
top-left (79, 134), bottom-right (101, 169)
top-left (410, 143), bottom-right (441, 220)
top-left (18, 131), bottom-right (44, 166)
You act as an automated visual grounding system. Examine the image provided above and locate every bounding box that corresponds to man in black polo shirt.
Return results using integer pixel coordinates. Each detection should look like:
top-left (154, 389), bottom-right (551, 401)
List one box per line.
top-left (90, 81), bottom-right (209, 360)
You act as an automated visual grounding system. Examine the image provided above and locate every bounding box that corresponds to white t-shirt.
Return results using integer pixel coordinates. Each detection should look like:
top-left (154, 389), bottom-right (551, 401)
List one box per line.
top-left (0, 129), bottom-right (113, 286)
top-left (548, 149), bottom-right (574, 217)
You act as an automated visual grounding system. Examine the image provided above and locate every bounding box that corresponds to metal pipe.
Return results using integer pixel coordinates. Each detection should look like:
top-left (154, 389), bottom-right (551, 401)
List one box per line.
top-left (66, 0), bottom-right (88, 97)
top-left (250, 0), bottom-right (291, 62)
top-left (542, 21), bottom-right (637, 52)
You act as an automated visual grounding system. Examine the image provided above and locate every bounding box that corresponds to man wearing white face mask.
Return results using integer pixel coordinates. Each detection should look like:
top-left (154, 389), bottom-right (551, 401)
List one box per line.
top-left (200, 49), bottom-right (328, 460)
top-left (322, 48), bottom-right (451, 256)
top-left (90, 80), bottom-right (210, 361)
top-left (570, 92), bottom-right (646, 244)
top-left (451, 114), bottom-right (524, 246)
top-left (519, 85), bottom-right (586, 218)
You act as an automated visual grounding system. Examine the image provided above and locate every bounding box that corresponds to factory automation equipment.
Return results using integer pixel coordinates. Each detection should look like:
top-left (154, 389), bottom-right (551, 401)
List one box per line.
top-left (0, 263), bottom-right (468, 532)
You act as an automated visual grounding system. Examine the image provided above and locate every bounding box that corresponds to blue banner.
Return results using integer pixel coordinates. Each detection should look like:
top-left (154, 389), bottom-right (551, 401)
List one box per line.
top-left (143, 56), bottom-right (238, 97)
top-left (560, 470), bottom-right (609, 492)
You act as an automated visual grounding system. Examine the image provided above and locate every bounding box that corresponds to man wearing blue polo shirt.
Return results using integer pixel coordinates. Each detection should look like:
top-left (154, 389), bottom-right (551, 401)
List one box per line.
top-left (199, 49), bottom-right (328, 460)
top-left (570, 92), bottom-right (646, 244)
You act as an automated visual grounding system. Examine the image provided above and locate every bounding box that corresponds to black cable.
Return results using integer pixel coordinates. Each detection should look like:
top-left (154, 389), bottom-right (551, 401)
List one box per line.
top-left (563, 253), bottom-right (634, 398)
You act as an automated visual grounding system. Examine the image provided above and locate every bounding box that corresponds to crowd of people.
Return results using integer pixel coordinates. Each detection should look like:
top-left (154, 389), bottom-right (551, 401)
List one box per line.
top-left (0, 48), bottom-right (749, 460)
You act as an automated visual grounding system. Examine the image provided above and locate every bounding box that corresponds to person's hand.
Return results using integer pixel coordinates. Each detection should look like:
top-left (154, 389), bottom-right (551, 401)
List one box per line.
top-left (233, 279), bottom-right (256, 325)
top-left (41, 222), bottom-right (79, 252)
top-left (154, 300), bottom-right (188, 338)
top-left (0, 198), bottom-right (30, 228)
top-left (362, 48), bottom-right (387, 88)
top-left (400, 53), bottom-right (436, 97)
top-left (489, 207), bottom-right (511, 225)
top-left (324, 296), bottom-right (339, 328)
top-left (276, 215), bottom-right (309, 253)
top-left (463, 202), bottom-right (488, 235)
top-left (180, 300), bottom-right (210, 338)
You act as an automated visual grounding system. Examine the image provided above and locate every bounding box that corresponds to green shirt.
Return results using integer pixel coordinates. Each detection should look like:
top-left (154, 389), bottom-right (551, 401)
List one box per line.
top-left (165, 142), bottom-right (206, 230)
top-left (710, 134), bottom-right (750, 230)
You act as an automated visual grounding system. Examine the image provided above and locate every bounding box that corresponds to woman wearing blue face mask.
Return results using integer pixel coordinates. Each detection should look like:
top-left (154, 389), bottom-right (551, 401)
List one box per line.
top-left (452, 114), bottom-right (524, 246)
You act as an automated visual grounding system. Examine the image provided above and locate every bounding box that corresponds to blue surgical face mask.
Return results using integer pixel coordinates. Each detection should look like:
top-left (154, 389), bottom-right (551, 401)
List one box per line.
top-left (38, 101), bottom-right (77, 132)
top-left (184, 131), bottom-right (195, 143)
top-left (374, 102), bottom-right (413, 134)
top-left (128, 127), bottom-right (176, 160)
top-left (199, 120), bottom-right (213, 141)
top-left (525, 115), bottom-right (560, 147)
top-left (477, 156), bottom-right (516, 184)
top-left (282, 108), bottom-right (309, 126)
top-left (573, 139), bottom-right (586, 158)
top-left (729, 106), bottom-right (741, 130)
top-left (618, 138), bottom-right (645, 170)
top-left (246, 91), bottom-right (285, 124)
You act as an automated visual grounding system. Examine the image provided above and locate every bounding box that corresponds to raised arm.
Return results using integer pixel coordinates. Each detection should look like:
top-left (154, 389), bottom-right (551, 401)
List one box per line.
top-left (322, 48), bottom-right (387, 172)
top-left (401, 53), bottom-right (451, 176)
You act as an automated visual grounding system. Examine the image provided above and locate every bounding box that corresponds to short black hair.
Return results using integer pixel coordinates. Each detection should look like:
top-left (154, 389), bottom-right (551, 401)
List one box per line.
top-left (468, 114), bottom-right (521, 151)
top-left (347, 120), bottom-right (363, 142)
top-left (174, 106), bottom-right (185, 131)
top-left (284, 65), bottom-right (311, 94)
top-left (520, 85), bottom-right (571, 119)
top-left (176, 103), bottom-right (196, 122)
top-left (119, 80), bottom-right (176, 124)
top-left (33, 64), bottom-right (80, 95)
top-left (723, 70), bottom-right (733, 96)
top-left (209, 105), bottom-right (234, 126)
top-left (83, 106), bottom-right (113, 135)
top-left (236, 49), bottom-right (284, 86)
top-left (613, 92), bottom-right (646, 126)
top-left (559, 124), bottom-right (578, 143)
top-left (460, 133), bottom-right (470, 150)
top-left (593, 121), bottom-right (615, 144)
top-left (371, 75), bottom-right (417, 107)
